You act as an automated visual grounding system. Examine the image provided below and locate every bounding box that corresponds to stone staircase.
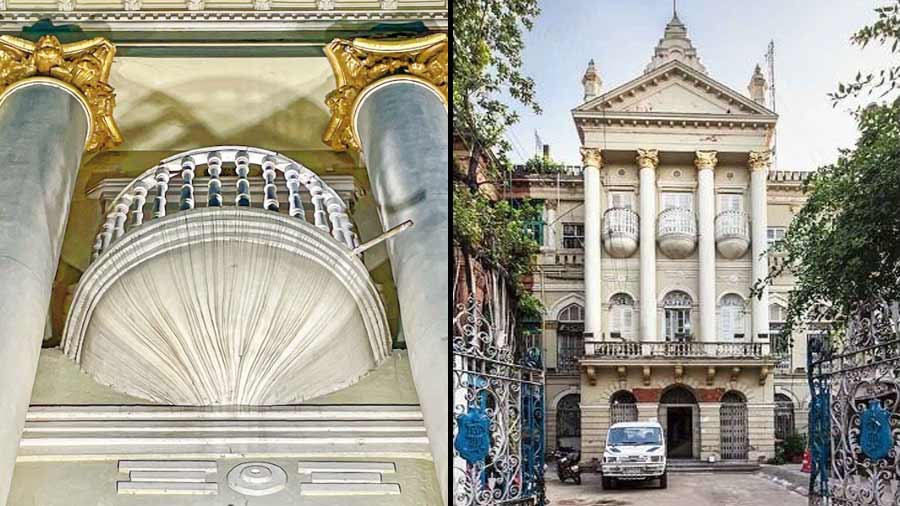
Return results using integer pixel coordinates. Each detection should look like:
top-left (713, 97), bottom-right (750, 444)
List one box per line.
top-left (666, 459), bottom-right (761, 473)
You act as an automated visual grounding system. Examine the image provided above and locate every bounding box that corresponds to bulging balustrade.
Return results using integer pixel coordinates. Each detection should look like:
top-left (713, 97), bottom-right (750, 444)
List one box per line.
top-left (714, 209), bottom-right (750, 259)
top-left (63, 146), bottom-right (390, 406)
top-left (602, 208), bottom-right (639, 258)
top-left (657, 207), bottom-right (697, 258)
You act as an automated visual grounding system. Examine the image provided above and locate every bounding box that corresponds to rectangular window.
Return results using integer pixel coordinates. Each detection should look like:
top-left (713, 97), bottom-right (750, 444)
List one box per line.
top-left (719, 193), bottom-right (743, 212)
top-left (608, 191), bottom-right (634, 210)
top-left (664, 308), bottom-right (691, 341)
top-left (767, 227), bottom-right (786, 247)
top-left (661, 192), bottom-right (693, 210)
top-left (562, 223), bottom-right (584, 249)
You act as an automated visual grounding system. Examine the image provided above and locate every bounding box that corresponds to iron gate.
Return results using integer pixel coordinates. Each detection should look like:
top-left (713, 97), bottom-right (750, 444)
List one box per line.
top-left (808, 300), bottom-right (900, 506)
top-left (720, 402), bottom-right (749, 460)
top-left (453, 293), bottom-right (545, 506)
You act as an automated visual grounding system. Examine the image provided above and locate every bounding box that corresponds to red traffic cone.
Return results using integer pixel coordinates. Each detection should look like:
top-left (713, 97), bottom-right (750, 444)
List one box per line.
top-left (801, 449), bottom-right (811, 473)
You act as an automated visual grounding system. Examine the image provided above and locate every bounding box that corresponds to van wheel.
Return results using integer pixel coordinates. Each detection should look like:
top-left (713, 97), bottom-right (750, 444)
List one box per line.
top-left (602, 477), bottom-right (612, 490)
top-left (659, 472), bottom-right (668, 489)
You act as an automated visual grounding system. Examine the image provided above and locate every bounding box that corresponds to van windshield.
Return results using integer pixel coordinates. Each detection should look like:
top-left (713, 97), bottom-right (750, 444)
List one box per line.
top-left (608, 427), bottom-right (663, 446)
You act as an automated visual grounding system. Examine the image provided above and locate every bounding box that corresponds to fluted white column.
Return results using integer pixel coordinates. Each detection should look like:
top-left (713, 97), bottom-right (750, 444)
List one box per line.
top-left (749, 150), bottom-right (771, 342)
top-left (695, 150), bottom-right (717, 342)
top-left (636, 149), bottom-right (658, 341)
top-left (581, 147), bottom-right (603, 340)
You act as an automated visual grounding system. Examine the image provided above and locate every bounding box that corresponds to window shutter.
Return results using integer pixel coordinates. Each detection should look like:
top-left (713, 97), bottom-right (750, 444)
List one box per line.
top-left (721, 307), bottom-right (733, 340)
top-left (622, 306), bottom-right (634, 338)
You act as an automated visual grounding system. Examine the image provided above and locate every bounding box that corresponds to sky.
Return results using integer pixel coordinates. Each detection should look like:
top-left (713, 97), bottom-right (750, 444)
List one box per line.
top-left (505, 0), bottom-right (896, 170)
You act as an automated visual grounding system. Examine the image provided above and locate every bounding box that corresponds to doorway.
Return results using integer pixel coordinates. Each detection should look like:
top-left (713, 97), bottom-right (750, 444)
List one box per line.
top-left (666, 406), bottom-right (693, 458)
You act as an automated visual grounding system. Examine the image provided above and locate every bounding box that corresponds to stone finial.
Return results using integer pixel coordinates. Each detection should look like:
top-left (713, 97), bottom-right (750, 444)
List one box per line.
top-left (322, 33), bottom-right (447, 152)
top-left (635, 148), bottom-right (659, 169)
top-left (694, 150), bottom-right (718, 170)
top-left (748, 64), bottom-right (767, 105)
top-left (0, 35), bottom-right (122, 152)
top-left (580, 146), bottom-right (603, 168)
top-left (645, 12), bottom-right (707, 74)
top-left (748, 149), bottom-right (771, 171)
top-left (582, 58), bottom-right (602, 102)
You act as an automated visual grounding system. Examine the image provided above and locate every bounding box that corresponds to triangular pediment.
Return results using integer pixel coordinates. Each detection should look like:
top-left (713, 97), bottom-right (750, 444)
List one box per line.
top-left (574, 61), bottom-right (776, 118)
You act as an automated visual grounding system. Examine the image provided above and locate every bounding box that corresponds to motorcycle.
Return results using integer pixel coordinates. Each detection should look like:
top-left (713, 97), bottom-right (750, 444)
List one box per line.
top-left (553, 449), bottom-right (582, 485)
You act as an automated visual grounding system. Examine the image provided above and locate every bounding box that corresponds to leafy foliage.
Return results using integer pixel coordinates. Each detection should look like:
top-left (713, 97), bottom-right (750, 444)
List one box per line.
top-left (830, 1), bottom-right (900, 102)
top-left (520, 155), bottom-right (566, 175)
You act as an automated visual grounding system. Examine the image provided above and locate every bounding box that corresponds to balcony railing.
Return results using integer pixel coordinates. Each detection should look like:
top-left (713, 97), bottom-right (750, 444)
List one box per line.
top-left (657, 207), bottom-right (697, 237)
top-left (91, 147), bottom-right (358, 261)
top-left (584, 340), bottom-right (768, 358)
top-left (714, 210), bottom-right (750, 242)
top-left (603, 208), bottom-right (639, 240)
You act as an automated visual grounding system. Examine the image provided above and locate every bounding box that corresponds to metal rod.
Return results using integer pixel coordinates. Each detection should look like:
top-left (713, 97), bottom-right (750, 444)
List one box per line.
top-left (350, 220), bottom-right (414, 256)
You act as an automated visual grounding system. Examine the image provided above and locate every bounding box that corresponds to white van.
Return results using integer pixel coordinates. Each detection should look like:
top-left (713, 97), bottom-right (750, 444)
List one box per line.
top-left (600, 420), bottom-right (667, 489)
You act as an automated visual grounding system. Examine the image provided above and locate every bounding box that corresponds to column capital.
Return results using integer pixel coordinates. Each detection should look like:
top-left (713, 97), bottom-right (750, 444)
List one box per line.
top-left (635, 148), bottom-right (659, 170)
top-left (694, 150), bottom-right (718, 171)
top-left (322, 33), bottom-right (448, 152)
top-left (0, 35), bottom-right (122, 152)
top-left (580, 146), bottom-right (603, 168)
top-left (748, 149), bottom-right (772, 172)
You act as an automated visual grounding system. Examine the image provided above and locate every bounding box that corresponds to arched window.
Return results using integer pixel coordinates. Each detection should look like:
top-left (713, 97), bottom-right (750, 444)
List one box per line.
top-left (556, 394), bottom-right (581, 451)
top-left (663, 291), bottom-right (692, 341)
top-left (719, 294), bottom-right (746, 341)
top-left (557, 304), bottom-right (584, 374)
top-left (774, 393), bottom-right (795, 440)
top-left (609, 293), bottom-right (635, 340)
top-left (610, 390), bottom-right (638, 424)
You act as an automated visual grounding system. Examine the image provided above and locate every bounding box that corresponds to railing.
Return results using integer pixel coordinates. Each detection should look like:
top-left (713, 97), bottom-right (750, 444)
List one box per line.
top-left (714, 210), bottom-right (750, 242)
top-left (657, 207), bottom-right (696, 237)
top-left (584, 340), bottom-right (768, 358)
top-left (91, 147), bottom-right (357, 262)
top-left (603, 208), bottom-right (639, 240)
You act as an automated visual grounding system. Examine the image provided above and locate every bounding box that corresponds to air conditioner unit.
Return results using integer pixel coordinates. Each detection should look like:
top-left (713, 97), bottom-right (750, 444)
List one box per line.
top-left (734, 333), bottom-right (745, 339)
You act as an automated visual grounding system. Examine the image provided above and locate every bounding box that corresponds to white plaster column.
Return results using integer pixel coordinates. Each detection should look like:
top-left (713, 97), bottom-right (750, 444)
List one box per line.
top-left (545, 205), bottom-right (557, 250)
top-left (695, 150), bottom-right (718, 342)
top-left (636, 149), bottom-right (659, 341)
top-left (580, 147), bottom-right (603, 340)
top-left (749, 150), bottom-right (771, 342)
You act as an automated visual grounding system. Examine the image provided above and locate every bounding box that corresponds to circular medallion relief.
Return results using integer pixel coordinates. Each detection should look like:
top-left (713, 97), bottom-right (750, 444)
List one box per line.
top-left (618, 168), bottom-right (626, 176)
top-left (227, 462), bottom-right (287, 496)
top-left (673, 170), bottom-right (682, 178)
top-left (727, 171), bottom-right (735, 179)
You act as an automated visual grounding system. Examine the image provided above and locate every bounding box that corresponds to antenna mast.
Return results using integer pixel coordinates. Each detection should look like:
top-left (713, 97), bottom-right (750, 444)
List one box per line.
top-left (765, 40), bottom-right (777, 168)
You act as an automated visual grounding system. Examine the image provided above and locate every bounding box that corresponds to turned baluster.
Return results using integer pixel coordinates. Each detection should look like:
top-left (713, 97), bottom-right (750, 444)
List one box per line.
top-left (100, 212), bottom-right (116, 251)
top-left (152, 167), bottom-right (170, 219)
top-left (112, 195), bottom-right (133, 240)
top-left (262, 157), bottom-right (279, 211)
top-left (325, 196), bottom-right (346, 244)
top-left (338, 213), bottom-right (356, 248)
top-left (284, 164), bottom-right (306, 220)
top-left (307, 177), bottom-right (329, 233)
top-left (235, 150), bottom-right (251, 207)
top-left (131, 182), bottom-right (148, 227)
top-left (180, 157), bottom-right (196, 211)
top-left (207, 151), bottom-right (223, 207)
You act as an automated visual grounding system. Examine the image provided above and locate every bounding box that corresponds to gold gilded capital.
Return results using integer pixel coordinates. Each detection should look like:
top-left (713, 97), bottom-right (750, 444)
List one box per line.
top-left (0, 35), bottom-right (122, 153)
top-left (322, 33), bottom-right (448, 152)
top-left (694, 150), bottom-right (718, 170)
top-left (748, 149), bottom-right (772, 171)
top-left (579, 147), bottom-right (602, 168)
top-left (635, 148), bottom-right (659, 170)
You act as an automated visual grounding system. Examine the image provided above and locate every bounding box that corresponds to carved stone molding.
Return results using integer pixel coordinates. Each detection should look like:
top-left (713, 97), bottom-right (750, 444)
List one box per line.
top-left (322, 33), bottom-right (447, 151)
top-left (635, 148), bottom-right (659, 170)
top-left (580, 146), bottom-right (602, 168)
top-left (748, 149), bottom-right (771, 172)
top-left (0, 34), bottom-right (121, 152)
top-left (694, 149), bottom-right (718, 171)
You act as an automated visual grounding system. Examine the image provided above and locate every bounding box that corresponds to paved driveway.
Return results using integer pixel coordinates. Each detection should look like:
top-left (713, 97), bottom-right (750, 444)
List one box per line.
top-left (546, 470), bottom-right (806, 506)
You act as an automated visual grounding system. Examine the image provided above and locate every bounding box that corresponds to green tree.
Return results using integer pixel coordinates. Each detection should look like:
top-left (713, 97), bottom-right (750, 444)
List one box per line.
top-left (758, 2), bottom-right (900, 337)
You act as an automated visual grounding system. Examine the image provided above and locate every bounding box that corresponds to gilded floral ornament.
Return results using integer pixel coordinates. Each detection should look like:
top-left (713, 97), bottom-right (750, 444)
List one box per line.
top-left (579, 146), bottom-right (602, 168)
top-left (694, 150), bottom-right (718, 170)
top-left (748, 149), bottom-right (771, 171)
top-left (322, 33), bottom-right (448, 151)
top-left (635, 148), bottom-right (659, 169)
top-left (0, 35), bottom-right (122, 152)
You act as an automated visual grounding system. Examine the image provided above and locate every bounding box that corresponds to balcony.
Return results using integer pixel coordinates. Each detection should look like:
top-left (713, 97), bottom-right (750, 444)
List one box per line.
top-left (603, 208), bottom-right (639, 258)
top-left (584, 340), bottom-right (769, 359)
top-left (657, 207), bottom-right (697, 258)
top-left (715, 210), bottom-right (750, 259)
top-left (62, 146), bottom-right (391, 406)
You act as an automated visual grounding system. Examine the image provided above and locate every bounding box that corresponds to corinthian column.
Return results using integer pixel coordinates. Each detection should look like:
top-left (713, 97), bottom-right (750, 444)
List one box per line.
top-left (749, 150), bottom-right (771, 343)
top-left (0, 35), bottom-right (121, 505)
top-left (695, 150), bottom-right (717, 342)
top-left (636, 149), bottom-right (658, 341)
top-left (322, 34), bottom-right (449, 503)
top-left (580, 147), bottom-right (603, 340)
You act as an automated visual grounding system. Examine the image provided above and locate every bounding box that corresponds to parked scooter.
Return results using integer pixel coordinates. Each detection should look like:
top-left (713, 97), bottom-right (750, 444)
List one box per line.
top-left (553, 449), bottom-right (582, 484)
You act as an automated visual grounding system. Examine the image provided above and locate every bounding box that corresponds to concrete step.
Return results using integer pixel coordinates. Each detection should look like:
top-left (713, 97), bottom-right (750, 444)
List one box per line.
top-left (666, 460), bottom-right (761, 473)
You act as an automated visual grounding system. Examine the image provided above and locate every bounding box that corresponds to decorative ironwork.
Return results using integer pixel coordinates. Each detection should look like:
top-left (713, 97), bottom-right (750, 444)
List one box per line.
top-left (808, 299), bottom-right (900, 505)
top-left (720, 397), bottom-right (749, 460)
top-left (453, 293), bottom-right (545, 506)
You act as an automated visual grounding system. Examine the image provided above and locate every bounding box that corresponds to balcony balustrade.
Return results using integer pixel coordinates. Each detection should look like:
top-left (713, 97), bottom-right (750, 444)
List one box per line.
top-left (602, 208), bottom-right (639, 258)
top-left (656, 207), bottom-right (697, 258)
top-left (584, 340), bottom-right (768, 358)
top-left (714, 209), bottom-right (751, 259)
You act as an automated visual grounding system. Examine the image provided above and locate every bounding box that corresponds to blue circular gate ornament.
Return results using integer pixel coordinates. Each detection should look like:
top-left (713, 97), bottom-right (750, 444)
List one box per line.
top-left (455, 407), bottom-right (491, 464)
top-left (860, 399), bottom-right (892, 461)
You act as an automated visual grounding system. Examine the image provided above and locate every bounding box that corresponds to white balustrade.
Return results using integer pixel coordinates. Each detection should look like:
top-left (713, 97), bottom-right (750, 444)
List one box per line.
top-left (585, 340), bottom-right (767, 358)
top-left (603, 207), bottom-right (639, 239)
top-left (714, 210), bottom-right (750, 241)
top-left (657, 207), bottom-right (697, 237)
top-left (92, 146), bottom-right (358, 261)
